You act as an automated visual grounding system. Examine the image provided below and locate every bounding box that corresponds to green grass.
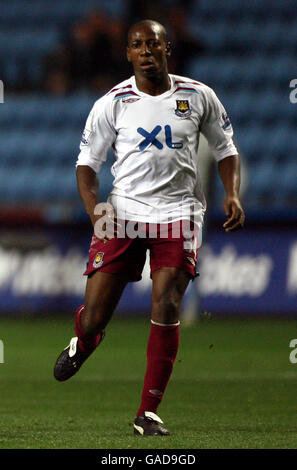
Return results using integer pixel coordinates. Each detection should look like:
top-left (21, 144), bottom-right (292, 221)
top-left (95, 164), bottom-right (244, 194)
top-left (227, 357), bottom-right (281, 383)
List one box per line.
top-left (0, 315), bottom-right (297, 449)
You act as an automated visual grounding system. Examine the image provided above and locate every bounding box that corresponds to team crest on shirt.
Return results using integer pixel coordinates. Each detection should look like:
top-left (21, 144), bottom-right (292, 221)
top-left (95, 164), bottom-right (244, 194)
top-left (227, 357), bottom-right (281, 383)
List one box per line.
top-left (175, 100), bottom-right (191, 118)
top-left (93, 252), bottom-right (104, 268)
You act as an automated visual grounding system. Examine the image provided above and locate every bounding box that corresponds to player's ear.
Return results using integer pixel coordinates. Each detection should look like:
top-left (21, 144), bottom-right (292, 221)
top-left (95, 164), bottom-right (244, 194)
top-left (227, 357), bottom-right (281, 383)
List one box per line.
top-left (165, 41), bottom-right (171, 57)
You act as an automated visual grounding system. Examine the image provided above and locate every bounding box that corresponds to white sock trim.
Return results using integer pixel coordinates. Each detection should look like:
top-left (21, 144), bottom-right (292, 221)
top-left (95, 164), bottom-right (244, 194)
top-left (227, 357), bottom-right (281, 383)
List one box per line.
top-left (151, 319), bottom-right (180, 327)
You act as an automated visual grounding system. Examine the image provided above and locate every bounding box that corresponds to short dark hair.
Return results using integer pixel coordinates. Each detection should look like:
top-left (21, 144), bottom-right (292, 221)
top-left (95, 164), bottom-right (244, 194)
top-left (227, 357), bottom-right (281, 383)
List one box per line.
top-left (127, 20), bottom-right (167, 45)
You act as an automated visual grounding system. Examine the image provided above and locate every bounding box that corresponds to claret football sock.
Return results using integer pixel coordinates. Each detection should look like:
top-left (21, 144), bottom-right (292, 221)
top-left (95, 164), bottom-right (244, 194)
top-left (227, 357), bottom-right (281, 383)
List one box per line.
top-left (54, 305), bottom-right (105, 382)
top-left (74, 305), bottom-right (104, 353)
top-left (137, 320), bottom-right (180, 416)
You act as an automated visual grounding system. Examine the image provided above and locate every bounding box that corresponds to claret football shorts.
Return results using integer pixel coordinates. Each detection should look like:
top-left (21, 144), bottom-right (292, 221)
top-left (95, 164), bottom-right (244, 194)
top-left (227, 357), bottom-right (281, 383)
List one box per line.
top-left (84, 220), bottom-right (199, 281)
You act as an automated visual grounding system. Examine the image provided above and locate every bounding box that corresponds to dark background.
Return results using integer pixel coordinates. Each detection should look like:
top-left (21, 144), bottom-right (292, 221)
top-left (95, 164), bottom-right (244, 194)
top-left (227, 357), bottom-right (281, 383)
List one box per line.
top-left (0, 0), bottom-right (296, 316)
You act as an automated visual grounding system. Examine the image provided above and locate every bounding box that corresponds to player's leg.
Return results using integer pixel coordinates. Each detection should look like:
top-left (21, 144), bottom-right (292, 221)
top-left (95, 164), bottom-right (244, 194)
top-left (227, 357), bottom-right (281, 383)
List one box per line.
top-left (151, 266), bottom-right (191, 324)
top-left (54, 228), bottom-right (146, 382)
top-left (134, 267), bottom-right (191, 436)
top-left (54, 271), bottom-right (128, 382)
top-left (134, 220), bottom-right (198, 435)
top-left (76, 270), bottom-right (129, 351)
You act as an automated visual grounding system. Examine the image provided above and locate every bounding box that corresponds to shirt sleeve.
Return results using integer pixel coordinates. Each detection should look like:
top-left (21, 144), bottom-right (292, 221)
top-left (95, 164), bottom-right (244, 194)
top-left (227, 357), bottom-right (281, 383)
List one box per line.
top-left (76, 95), bottom-right (116, 173)
top-left (199, 87), bottom-right (238, 162)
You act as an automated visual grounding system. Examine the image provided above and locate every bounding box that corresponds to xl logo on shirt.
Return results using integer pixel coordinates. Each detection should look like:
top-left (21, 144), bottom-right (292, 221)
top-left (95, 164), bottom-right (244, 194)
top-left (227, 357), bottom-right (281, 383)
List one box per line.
top-left (137, 125), bottom-right (183, 150)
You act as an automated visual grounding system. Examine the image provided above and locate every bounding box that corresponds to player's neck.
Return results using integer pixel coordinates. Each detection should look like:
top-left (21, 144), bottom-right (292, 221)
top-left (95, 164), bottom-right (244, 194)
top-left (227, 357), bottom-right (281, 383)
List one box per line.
top-left (134, 72), bottom-right (171, 96)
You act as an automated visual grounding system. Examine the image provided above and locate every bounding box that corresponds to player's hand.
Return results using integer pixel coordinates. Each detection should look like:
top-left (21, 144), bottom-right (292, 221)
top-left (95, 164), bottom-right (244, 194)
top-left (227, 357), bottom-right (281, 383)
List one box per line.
top-left (223, 196), bottom-right (245, 232)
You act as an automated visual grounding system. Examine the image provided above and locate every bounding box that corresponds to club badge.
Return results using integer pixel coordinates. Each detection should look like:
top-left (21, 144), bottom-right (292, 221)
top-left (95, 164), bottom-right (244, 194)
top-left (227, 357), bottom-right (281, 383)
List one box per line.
top-left (93, 252), bottom-right (104, 268)
top-left (175, 100), bottom-right (191, 118)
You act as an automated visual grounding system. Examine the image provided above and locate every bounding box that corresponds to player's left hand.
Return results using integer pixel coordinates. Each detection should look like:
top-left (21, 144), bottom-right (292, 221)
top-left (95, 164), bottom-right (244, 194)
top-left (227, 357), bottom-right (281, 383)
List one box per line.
top-left (223, 196), bottom-right (245, 232)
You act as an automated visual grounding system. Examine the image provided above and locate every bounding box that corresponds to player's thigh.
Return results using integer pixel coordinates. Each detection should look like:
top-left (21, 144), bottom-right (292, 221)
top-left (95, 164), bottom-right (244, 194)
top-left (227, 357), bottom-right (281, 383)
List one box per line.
top-left (84, 270), bottom-right (129, 317)
top-left (151, 267), bottom-right (191, 323)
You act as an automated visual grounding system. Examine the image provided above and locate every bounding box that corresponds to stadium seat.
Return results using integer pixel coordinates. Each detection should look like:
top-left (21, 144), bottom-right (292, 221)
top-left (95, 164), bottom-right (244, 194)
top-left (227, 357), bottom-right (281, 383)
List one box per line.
top-left (265, 126), bottom-right (296, 162)
top-left (246, 161), bottom-right (277, 206)
top-left (279, 161), bottom-right (297, 195)
top-left (0, 0), bottom-right (296, 214)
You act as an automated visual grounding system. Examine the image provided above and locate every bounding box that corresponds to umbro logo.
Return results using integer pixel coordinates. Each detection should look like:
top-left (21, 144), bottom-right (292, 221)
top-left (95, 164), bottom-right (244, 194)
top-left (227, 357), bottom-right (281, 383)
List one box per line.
top-left (187, 257), bottom-right (195, 266)
top-left (149, 389), bottom-right (163, 396)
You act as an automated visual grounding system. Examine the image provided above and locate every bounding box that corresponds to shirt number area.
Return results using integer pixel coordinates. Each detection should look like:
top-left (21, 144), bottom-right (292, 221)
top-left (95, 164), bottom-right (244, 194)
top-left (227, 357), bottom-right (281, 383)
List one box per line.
top-left (137, 125), bottom-right (183, 150)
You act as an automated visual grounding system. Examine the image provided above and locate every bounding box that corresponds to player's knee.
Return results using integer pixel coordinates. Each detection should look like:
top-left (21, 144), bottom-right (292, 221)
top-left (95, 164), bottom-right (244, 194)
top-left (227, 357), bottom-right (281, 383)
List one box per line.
top-left (152, 295), bottom-right (180, 324)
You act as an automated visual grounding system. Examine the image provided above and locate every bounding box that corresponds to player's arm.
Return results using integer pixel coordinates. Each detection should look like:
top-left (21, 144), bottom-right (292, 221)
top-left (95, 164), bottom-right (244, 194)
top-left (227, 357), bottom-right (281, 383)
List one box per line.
top-left (199, 86), bottom-right (245, 232)
top-left (76, 97), bottom-right (117, 238)
top-left (76, 165), bottom-right (118, 241)
top-left (218, 154), bottom-right (245, 232)
top-left (76, 165), bottom-right (99, 227)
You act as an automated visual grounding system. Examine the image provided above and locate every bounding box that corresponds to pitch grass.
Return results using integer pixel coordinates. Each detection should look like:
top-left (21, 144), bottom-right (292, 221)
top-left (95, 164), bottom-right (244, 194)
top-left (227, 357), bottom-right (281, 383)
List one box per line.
top-left (0, 315), bottom-right (297, 449)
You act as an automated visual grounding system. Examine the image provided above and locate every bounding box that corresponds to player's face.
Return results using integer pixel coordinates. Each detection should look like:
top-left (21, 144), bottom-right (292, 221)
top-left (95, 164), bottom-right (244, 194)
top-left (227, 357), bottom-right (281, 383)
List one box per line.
top-left (127, 25), bottom-right (171, 78)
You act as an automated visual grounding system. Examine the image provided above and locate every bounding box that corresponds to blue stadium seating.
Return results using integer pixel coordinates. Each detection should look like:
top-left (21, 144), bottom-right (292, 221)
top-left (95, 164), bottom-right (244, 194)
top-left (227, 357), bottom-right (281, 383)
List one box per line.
top-left (191, 0), bottom-right (296, 19)
top-left (246, 161), bottom-right (277, 206)
top-left (0, 0), bottom-right (296, 214)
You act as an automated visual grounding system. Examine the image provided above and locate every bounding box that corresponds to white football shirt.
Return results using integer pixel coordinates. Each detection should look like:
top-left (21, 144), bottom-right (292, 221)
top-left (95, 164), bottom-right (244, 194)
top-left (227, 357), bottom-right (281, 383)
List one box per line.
top-left (76, 74), bottom-right (237, 227)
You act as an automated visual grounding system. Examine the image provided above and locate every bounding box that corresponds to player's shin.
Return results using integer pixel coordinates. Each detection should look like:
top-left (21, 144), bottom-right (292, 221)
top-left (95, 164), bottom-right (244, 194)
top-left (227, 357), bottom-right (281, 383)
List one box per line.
top-left (74, 305), bottom-right (104, 353)
top-left (137, 320), bottom-right (180, 416)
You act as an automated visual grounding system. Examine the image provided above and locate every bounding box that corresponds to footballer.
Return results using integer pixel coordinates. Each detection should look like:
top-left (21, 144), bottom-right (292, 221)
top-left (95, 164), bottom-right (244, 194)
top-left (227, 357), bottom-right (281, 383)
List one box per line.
top-left (54, 20), bottom-right (245, 436)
